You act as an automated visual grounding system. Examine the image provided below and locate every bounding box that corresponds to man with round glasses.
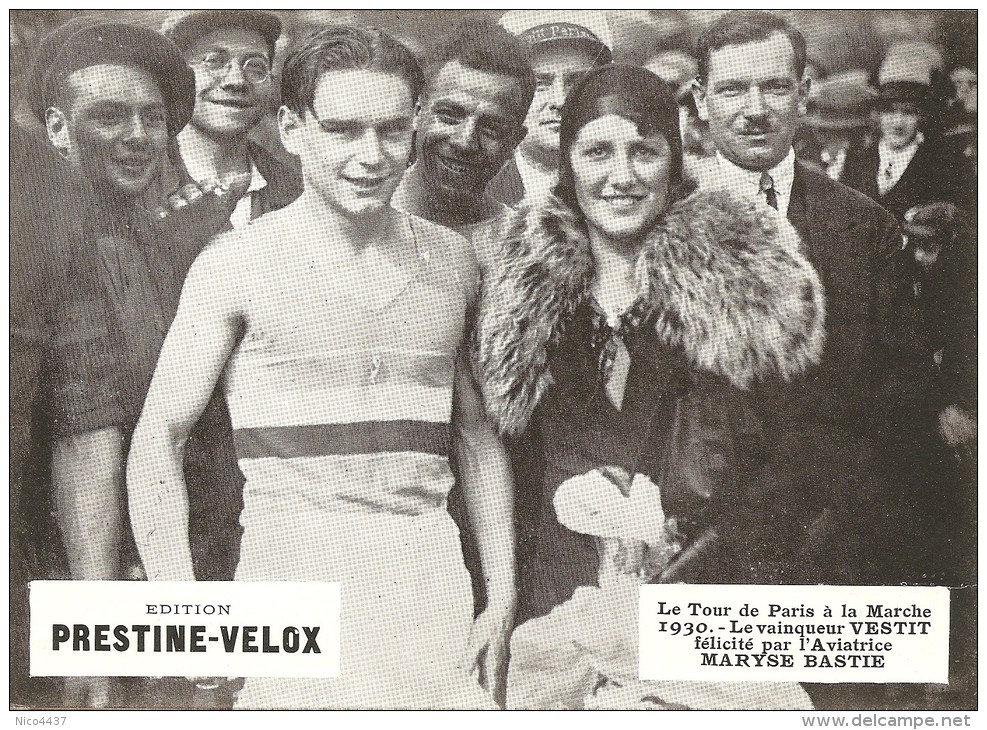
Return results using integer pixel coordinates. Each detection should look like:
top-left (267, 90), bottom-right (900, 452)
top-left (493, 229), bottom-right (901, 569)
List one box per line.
top-left (163, 10), bottom-right (301, 229)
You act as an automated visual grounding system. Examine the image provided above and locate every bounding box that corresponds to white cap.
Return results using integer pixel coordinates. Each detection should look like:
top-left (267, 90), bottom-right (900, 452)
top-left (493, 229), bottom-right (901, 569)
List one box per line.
top-left (498, 9), bottom-right (613, 62)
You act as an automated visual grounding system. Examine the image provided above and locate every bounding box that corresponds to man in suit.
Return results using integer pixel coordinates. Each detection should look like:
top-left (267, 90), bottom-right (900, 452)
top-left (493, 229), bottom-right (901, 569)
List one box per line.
top-left (692, 10), bottom-right (919, 583)
top-left (692, 13), bottom-right (945, 709)
top-left (487, 10), bottom-right (612, 207)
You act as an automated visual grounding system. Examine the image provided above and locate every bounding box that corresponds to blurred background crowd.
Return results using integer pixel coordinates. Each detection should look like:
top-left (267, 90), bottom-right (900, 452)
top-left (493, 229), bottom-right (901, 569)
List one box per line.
top-left (10, 9), bottom-right (979, 161)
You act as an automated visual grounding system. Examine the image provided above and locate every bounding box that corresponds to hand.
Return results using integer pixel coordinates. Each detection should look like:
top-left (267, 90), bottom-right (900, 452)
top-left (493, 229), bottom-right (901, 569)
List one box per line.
top-left (460, 600), bottom-right (515, 704)
top-left (939, 405), bottom-right (977, 447)
top-left (613, 538), bottom-right (648, 576)
top-left (63, 676), bottom-right (112, 708)
top-left (152, 171), bottom-right (252, 220)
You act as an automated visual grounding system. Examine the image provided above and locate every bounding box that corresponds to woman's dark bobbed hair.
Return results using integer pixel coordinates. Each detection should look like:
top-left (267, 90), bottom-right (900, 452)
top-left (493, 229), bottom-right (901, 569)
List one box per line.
top-left (553, 64), bottom-right (686, 213)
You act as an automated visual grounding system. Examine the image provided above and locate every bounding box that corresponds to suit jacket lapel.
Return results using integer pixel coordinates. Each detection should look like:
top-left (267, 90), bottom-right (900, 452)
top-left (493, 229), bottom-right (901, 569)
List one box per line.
top-left (880, 141), bottom-right (928, 207)
top-left (790, 164), bottom-right (861, 274)
top-left (787, 165), bottom-right (814, 255)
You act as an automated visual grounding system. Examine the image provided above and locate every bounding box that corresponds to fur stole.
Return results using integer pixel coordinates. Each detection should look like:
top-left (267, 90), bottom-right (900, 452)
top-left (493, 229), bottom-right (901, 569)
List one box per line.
top-left (475, 190), bottom-right (826, 435)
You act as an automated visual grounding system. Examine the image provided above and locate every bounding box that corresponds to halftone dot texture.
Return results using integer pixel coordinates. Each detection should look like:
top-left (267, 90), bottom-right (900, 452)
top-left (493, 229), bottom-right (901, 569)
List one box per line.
top-left (151, 210), bottom-right (501, 707)
top-left (878, 41), bottom-right (943, 86)
top-left (508, 584), bottom-right (813, 709)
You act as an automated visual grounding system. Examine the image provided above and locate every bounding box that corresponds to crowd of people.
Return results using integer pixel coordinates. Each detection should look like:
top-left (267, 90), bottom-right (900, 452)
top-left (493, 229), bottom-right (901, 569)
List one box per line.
top-left (9, 9), bottom-right (976, 711)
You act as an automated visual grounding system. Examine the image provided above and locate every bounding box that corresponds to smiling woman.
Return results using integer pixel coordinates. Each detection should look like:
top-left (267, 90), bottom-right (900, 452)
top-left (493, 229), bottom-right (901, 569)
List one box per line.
top-left (475, 64), bottom-right (825, 709)
top-left (569, 116), bottom-right (672, 246)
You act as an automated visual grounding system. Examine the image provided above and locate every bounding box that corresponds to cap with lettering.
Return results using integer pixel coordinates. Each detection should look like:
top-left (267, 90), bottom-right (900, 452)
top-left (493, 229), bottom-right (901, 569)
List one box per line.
top-left (499, 10), bottom-right (613, 64)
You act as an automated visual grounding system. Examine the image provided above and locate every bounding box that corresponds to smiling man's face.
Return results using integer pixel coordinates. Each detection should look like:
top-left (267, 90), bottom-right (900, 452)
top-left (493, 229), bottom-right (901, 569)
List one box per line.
top-left (57, 63), bottom-right (169, 197)
top-left (414, 60), bottom-right (526, 200)
top-left (281, 69), bottom-right (414, 220)
top-left (185, 27), bottom-right (273, 139)
top-left (694, 31), bottom-right (808, 172)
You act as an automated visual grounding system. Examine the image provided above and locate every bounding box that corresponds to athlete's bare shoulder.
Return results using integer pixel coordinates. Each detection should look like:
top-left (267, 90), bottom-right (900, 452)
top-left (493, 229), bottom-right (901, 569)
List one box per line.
top-left (182, 207), bottom-right (302, 317)
top-left (402, 211), bottom-right (480, 296)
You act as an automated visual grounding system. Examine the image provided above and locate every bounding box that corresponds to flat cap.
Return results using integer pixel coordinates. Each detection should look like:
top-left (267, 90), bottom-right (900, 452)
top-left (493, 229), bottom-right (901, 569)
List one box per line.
top-left (162, 10), bottom-right (282, 57)
top-left (28, 17), bottom-right (195, 137)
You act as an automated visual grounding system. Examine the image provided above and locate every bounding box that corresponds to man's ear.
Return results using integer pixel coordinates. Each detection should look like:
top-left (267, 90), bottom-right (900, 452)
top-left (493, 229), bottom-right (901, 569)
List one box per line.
top-left (412, 98), bottom-right (423, 132)
top-left (278, 105), bottom-right (303, 156)
top-left (45, 107), bottom-right (72, 159)
top-left (691, 80), bottom-right (709, 123)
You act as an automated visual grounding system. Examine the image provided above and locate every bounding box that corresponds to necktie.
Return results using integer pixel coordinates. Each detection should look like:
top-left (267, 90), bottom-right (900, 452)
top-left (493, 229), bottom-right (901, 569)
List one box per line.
top-left (759, 171), bottom-right (779, 210)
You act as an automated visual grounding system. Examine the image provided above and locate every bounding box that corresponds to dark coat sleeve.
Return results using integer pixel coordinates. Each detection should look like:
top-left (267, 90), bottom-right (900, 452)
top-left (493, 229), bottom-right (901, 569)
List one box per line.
top-left (655, 381), bottom-right (813, 585)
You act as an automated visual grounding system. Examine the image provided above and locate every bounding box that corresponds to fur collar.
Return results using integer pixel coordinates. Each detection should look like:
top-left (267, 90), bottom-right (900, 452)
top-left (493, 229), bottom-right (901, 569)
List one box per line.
top-left (476, 190), bottom-right (826, 435)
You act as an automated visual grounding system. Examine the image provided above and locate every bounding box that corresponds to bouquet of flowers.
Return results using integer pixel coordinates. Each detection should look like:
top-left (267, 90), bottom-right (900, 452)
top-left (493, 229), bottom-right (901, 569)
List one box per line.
top-left (506, 467), bottom-right (812, 710)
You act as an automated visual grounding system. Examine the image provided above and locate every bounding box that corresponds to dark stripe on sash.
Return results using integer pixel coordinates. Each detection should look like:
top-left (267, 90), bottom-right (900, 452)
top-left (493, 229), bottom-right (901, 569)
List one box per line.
top-left (233, 421), bottom-right (452, 459)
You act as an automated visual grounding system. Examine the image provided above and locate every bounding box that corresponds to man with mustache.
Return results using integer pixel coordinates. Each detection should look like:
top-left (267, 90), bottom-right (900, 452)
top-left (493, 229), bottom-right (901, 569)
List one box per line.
top-left (693, 13), bottom-right (934, 709)
top-left (163, 10), bottom-right (301, 228)
top-left (487, 10), bottom-right (612, 207)
top-left (392, 17), bottom-right (533, 239)
top-left (693, 11), bottom-right (915, 584)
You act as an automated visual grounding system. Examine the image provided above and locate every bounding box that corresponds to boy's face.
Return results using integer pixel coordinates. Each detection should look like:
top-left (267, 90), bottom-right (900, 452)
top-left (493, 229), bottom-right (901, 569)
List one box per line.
top-left (283, 69), bottom-right (415, 219)
top-left (52, 63), bottom-right (169, 197)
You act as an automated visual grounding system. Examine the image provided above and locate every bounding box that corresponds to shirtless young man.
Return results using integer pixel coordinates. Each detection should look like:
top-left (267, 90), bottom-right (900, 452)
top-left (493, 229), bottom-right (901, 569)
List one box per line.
top-left (127, 26), bottom-right (515, 709)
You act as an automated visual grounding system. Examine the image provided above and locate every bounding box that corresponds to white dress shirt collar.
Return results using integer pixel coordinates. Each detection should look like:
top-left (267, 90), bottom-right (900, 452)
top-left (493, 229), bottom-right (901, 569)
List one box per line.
top-left (228, 163), bottom-right (267, 229)
top-left (714, 148), bottom-right (797, 217)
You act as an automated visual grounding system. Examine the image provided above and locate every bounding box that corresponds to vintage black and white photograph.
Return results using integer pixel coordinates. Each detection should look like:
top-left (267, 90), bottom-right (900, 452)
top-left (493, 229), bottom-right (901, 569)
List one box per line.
top-left (8, 8), bottom-right (977, 715)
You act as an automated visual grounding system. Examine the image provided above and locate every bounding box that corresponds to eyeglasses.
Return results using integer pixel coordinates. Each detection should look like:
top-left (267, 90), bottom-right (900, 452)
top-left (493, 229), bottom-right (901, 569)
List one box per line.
top-left (195, 51), bottom-right (272, 85)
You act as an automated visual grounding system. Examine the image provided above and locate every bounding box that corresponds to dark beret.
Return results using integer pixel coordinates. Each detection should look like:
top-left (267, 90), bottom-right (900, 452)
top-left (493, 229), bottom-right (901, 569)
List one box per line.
top-left (163, 10), bottom-right (282, 58)
top-left (28, 17), bottom-right (195, 137)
